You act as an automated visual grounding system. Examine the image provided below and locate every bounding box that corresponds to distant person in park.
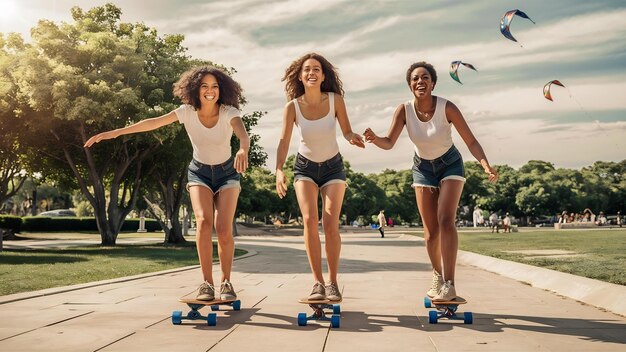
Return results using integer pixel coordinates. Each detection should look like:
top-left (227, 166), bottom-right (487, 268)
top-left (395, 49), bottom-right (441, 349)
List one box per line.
top-left (558, 210), bottom-right (568, 223)
top-left (472, 206), bottom-right (483, 227)
top-left (502, 212), bottom-right (511, 233)
top-left (582, 208), bottom-right (595, 223)
top-left (388, 216), bottom-right (394, 227)
top-left (85, 65), bottom-right (249, 302)
top-left (275, 53), bottom-right (364, 302)
top-left (489, 212), bottom-right (499, 233)
top-left (595, 211), bottom-right (607, 226)
top-left (617, 211), bottom-right (623, 227)
top-left (363, 61), bottom-right (498, 302)
top-left (378, 210), bottom-right (386, 238)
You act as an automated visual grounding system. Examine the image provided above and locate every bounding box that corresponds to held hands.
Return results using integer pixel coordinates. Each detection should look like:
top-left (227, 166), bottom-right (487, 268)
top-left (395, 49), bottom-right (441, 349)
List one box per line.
top-left (347, 132), bottom-right (365, 148)
top-left (83, 130), bottom-right (119, 148)
top-left (275, 169), bottom-right (287, 199)
top-left (234, 149), bottom-right (249, 174)
top-left (363, 128), bottom-right (377, 143)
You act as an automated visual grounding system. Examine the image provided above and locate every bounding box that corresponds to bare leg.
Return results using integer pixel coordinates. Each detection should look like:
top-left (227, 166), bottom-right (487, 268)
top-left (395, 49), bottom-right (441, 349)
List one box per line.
top-left (295, 181), bottom-right (324, 284)
top-left (320, 183), bottom-right (346, 284)
top-left (189, 186), bottom-right (215, 284)
top-left (415, 187), bottom-right (442, 275)
top-left (437, 180), bottom-right (464, 283)
top-left (214, 187), bottom-right (240, 282)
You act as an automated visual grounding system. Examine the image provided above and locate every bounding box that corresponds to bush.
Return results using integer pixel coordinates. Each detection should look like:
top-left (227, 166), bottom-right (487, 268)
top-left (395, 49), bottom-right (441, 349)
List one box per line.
top-left (21, 217), bottom-right (162, 232)
top-left (0, 215), bottom-right (22, 233)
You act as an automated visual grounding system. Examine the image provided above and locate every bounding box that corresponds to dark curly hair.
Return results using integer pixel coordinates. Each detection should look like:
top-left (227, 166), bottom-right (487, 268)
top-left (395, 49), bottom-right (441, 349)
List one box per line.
top-left (173, 66), bottom-right (242, 110)
top-left (282, 53), bottom-right (344, 101)
top-left (405, 61), bottom-right (438, 86)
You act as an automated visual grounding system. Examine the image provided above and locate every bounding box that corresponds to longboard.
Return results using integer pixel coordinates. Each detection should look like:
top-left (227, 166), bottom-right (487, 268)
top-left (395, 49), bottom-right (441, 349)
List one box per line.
top-left (424, 296), bottom-right (472, 324)
top-left (297, 298), bottom-right (342, 328)
top-left (172, 297), bottom-right (241, 326)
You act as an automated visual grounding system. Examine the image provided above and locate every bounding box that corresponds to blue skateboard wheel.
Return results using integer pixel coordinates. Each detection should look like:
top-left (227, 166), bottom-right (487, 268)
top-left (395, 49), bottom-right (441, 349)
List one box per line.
top-left (298, 313), bottom-right (307, 326)
top-left (428, 310), bottom-right (438, 324)
top-left (331, 314), bottom-right (340, 328)
top-left (332, 304), bottom-right (341, 314)
top-left (424, 297), bottom-right (432, 308)
top-left (464, 312), bottom-right (473, 324)
top-left (211, 305), bottom-right (220, 311)
top-left (172, 311), bottom-right (182, 325)
top-left (232, 300), bottom-right (241, 311)
top-left (207, 313), bottom-right (217, 326)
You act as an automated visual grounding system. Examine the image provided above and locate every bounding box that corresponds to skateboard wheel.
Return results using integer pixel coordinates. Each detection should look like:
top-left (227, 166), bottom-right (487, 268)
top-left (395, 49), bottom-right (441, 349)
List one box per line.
top-left (172, 311), bottom-right (182, 325)
top-left (428, 310), bottom-right (438, 324)
top-left (210, 305), bottom-right (220, 311)
top-left (331, 314), bottom-right (340, 328)
top-left (298, 313), bottom-right (307, 326)
top-left (464, 312), bottom-right (473, 324)
top-left (424, 297), bottom-right (432, 308)
top-left (332, 304), bottom-right (341, 314)
top-left (207, 313), bottom-right (217, 326)
top-left (232, 300), bottom-right (241, 311)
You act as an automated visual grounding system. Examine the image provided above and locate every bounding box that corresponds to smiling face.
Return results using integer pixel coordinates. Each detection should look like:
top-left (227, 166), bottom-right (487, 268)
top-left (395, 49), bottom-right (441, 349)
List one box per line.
top-left (199, 74), bottom-right (219, 104)
top-left (409, 67), bottom-right (435, 98)
top-left (299, 58), bottom-right (325, 90)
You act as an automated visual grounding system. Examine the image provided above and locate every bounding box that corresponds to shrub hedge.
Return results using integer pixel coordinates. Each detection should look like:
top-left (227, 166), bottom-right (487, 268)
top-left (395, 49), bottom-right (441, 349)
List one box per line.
top-left (0, 215), bottom-right (22, 233)
top-left (0, 215), bottom-right (162, 233)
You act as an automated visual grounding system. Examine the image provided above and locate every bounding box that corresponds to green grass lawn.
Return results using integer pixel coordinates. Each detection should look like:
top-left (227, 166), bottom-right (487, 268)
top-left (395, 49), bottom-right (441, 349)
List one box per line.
top-left (407, 229), bottom-right (626, 286)
top-left (0, 238), bottom-right (247, 296)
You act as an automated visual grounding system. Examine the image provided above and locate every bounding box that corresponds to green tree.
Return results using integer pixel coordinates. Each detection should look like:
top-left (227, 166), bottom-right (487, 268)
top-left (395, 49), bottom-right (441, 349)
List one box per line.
top-left (344, 162), bottom-right (386, 224)
top-left (13, 4), bottom-right (192, 244)
top-left (0, 34), bottom-right (29, 208)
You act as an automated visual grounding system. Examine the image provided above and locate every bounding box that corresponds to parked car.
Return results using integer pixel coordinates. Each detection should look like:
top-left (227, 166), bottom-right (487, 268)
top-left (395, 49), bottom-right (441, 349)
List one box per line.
top-left (531, 216), bottom-right (553, 227)
top-left (38, 209), bottom-right (77, 217)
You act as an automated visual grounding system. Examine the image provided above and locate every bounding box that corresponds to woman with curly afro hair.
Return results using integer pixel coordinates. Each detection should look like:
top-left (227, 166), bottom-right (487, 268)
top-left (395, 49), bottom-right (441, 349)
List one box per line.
top-left (85, 65), bottom-right (250, 302)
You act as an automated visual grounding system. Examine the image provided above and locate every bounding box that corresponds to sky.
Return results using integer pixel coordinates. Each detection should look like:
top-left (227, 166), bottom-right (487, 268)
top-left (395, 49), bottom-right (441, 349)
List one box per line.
top-left (1, 0), bottom-right (625, 173)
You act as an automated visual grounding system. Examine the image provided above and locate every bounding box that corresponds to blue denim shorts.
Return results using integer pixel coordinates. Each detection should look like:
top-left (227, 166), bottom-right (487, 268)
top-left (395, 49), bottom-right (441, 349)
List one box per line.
top-left (412, 145), bottom-right (466, 188)
top-left (187, 157), bottom-right (241, 194)
top-left (293, 153), bottom-right (347, 188)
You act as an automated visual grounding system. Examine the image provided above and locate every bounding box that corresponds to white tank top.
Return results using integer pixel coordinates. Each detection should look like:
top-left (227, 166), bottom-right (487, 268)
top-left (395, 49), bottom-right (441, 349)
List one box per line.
top-left (294, 92), bottom-right (340, 162)
top-left (405, 96), bottom-right (453, 160)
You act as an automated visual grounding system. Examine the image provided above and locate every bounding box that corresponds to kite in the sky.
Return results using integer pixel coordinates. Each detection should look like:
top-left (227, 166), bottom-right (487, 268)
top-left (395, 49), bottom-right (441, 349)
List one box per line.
top-left (500, 9), bottom-right (535, 42)
top-left (449, 61), bottom-right (477, 84)
top-left (543, 80), bottom-right (565, 101)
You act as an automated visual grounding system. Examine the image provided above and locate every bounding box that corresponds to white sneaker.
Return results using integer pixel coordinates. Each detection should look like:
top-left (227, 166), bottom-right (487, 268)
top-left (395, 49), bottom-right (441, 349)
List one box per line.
top-left (426, 271), bottom-right (444, 298)
top-left (433, 280), bottom-right (457, 301)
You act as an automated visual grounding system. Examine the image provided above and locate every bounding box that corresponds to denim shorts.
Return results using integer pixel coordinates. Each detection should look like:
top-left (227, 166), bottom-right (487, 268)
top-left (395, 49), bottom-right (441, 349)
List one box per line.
top-left (412, 145), bottom-right (465, 188)
top-left (187, 157), bottom-right (241, 194)
top-left (293, 153), bottom-right (347, 188)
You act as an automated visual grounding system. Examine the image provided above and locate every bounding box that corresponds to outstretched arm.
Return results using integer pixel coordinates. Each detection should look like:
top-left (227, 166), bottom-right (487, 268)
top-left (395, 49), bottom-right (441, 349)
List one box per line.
top-left (275, 102), bottom-right (296, 199)
top-left (83, 111), bottom-right (178, 148)
top-left (335, 94), bottom-right (365, 148)
top-left (231, 116), bottom-right (250, 173)
top-left (446, 101), bottom-right (498, 182)
top-left (363, 104), bottom-right (406, 150)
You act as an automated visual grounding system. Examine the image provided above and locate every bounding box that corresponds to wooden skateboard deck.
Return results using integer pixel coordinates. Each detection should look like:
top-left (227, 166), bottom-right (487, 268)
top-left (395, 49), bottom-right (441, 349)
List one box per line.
top-left (424, 296), bottom-right (472, 324)
top-left (297, 298), bottom-right (342, 328)
top-left (172, 296), bottom-right (241, 326)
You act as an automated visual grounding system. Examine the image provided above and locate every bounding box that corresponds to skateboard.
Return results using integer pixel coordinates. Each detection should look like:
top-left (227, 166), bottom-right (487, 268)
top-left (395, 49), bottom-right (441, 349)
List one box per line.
top-left (424, 296), bottom-right (472, 324)
top-left (172, 297), bottom-right (241, 326)
top-left (297, 298), bottom-right (342, 328)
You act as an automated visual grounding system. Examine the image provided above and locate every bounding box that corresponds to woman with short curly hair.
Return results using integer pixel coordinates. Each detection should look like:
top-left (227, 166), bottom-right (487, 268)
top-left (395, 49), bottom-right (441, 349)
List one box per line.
top-left (364, 61), bottom-right (498, 302)
top-left (85, 65), bottom-right (249, 302)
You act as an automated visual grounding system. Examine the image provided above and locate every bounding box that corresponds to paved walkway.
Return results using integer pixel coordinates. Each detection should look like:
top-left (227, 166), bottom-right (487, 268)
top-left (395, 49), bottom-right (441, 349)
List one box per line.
top-left (1, 231), bottom-right (625, 351)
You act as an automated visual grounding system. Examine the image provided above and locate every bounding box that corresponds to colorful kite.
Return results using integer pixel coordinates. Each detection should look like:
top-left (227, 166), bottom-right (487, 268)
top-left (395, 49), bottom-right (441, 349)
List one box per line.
top-left (543, 80), bottom-right (565, 101)
top-left (449, 61), bottom-right (477, 84)
top-left (500, 9), bottom-right (536, 42)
